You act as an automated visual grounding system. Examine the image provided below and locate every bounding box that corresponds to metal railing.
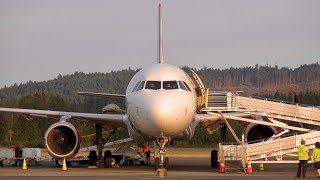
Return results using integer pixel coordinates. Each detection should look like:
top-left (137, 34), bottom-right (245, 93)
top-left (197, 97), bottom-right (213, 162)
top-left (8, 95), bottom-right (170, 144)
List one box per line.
top-left (220, 131), bottom-right (320, 161)
top-left (238, 96), bottom-right (320, 121)
top-left (203, 90), bottom-right (239, 111)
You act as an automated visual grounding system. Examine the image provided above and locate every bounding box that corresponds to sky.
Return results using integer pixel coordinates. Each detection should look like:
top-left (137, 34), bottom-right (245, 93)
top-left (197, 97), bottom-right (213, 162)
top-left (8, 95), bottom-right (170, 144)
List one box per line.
top-left (0, 0), bottom-right (320, 88)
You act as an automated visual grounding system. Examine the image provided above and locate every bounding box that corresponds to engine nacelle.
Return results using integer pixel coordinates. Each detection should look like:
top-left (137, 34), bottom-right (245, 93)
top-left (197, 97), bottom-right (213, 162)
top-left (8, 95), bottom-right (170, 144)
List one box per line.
top-left (45, 122), bottom-right (80, 160)
top-left (244, 123), bottom-right (277, 142)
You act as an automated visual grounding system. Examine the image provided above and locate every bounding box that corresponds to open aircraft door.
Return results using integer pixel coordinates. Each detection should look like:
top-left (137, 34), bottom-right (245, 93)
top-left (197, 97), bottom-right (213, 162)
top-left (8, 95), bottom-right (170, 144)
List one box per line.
top-left (190, 70), bottom-right (206, 112)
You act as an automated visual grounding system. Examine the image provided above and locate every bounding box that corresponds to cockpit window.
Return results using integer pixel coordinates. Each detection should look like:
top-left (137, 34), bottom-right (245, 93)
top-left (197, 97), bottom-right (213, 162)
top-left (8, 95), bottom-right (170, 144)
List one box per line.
top-left (136, 81), bottom-right (145, 91)
top-left (132, 81), bottom-right (145, 92)
top-left (178, 81), bottom-right (187, 91)
top-left (183, 81), bottom-right (191, 91)
top-left (132, 81), bottom-right (141, 92)
top-left (145, 81), bottom-right (161, 90)
top-left (163, 81), bottom-right (178, 90)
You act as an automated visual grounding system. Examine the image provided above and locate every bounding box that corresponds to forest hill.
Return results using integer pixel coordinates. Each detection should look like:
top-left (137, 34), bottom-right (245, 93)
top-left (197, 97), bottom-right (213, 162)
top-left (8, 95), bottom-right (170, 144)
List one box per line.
top-left (0, 63), bottom-right (319, 102)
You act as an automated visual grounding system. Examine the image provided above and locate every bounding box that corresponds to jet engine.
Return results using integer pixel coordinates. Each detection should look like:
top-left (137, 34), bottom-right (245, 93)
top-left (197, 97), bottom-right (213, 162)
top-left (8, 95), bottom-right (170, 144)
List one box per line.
top-left (244, 122), bottom-right (277, 142)
top-left (45, 121), bottom-right (80, 160)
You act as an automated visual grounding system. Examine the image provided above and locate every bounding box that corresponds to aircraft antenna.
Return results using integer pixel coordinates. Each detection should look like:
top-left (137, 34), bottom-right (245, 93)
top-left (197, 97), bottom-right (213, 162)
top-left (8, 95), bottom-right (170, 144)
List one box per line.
top-left (158, 1), bottom-right (164, 64)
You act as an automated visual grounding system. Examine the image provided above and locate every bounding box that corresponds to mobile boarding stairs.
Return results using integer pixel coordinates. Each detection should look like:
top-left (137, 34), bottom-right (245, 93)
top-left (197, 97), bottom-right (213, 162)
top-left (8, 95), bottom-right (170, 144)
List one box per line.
top-left (201, 89), bottom-right (320, 173)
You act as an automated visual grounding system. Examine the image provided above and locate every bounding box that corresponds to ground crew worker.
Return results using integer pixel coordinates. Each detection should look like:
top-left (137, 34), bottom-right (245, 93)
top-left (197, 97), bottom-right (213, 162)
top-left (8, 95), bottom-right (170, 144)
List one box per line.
top-left (297, 139), bottom-right (309, 178)
top-left (313, 142), bottom-right (320, 178)
top-left (142, 144), bottom-right (151, 165)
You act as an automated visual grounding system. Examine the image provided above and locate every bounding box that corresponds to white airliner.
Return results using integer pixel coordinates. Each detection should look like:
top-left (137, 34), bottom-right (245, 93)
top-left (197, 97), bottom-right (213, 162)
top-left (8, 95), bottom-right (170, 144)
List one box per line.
top-left (0, 2), bottom-right (287, 170)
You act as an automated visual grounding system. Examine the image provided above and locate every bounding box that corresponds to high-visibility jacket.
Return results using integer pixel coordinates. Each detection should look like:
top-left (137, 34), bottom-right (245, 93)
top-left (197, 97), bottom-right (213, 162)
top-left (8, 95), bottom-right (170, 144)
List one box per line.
top-left (298, 145), bottom-right (309, 160)
top-left (314, 148), bottom-right (320, 162)
top-left (142, 144), bottom-right (150, 154)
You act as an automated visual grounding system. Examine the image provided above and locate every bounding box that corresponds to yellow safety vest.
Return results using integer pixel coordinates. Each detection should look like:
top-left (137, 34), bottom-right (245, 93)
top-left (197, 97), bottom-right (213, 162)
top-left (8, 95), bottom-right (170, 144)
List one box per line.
top-left (314, 148), bottom-right (320, 162)
top-left (298, 145), bottom-right (309, 160)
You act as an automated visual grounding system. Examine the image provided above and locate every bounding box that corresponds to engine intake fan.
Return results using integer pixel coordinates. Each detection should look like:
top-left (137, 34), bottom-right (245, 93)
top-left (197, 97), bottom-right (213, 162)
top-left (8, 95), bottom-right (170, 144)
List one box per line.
top-left (45, 121), bottom-right (80, 160)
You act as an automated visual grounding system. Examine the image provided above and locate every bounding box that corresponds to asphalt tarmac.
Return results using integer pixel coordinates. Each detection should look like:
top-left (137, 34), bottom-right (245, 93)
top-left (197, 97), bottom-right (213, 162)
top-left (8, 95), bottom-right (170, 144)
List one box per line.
top-left (0, 157), bottom-right (318, 180)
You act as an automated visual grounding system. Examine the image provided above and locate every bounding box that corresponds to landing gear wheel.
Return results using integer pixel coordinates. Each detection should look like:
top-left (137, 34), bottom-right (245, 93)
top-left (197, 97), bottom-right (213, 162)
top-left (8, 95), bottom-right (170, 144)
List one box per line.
top-left (104, 150), bottom-right (112, 168)
top-left (104, 157), bottom-right (112, 168)
top-left (154, 157), bottom-right (160, 170)
top-left (104, 150), bottom-right (112, 158)
top-left (88, 150), bottom-right (98, 166)
top-left (164, 157), bottom-right (169, 170)
top-left (211, 150), bottom-right (218, 168)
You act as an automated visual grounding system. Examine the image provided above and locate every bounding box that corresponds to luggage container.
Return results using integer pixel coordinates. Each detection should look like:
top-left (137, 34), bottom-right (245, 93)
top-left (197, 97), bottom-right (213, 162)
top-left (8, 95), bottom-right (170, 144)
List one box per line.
top-left (22, 148), bottom-right (41, 166)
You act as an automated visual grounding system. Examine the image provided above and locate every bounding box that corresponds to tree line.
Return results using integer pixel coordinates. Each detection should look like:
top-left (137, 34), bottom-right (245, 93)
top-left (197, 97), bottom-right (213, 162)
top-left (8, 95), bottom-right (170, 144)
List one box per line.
top-left (1, 63), bottom-right (319, 101)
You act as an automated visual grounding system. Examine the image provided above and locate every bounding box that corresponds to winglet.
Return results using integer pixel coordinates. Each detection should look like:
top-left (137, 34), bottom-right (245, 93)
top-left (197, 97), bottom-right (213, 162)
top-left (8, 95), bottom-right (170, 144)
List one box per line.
top-left (158, 1), bottom-right (164, 64)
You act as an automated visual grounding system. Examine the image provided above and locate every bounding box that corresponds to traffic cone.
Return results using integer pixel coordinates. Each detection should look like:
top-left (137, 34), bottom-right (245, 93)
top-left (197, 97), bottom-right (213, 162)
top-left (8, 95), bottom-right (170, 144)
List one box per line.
top-left (259, 163), bottom-right (264, 171)
top-left (219, 159), bottom-right (226, 173)
top-left (61, 158), bottom-right (67, 171)
top-left (246, 160), bottom-right (252, 174)
top-left (22, 158), bottom-right (28, 170)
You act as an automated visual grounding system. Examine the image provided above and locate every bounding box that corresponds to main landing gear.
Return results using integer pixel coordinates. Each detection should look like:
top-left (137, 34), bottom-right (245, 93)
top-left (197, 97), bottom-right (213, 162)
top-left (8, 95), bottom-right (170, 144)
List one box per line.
top-left (93, 124), bottom-right (114, 168)
top-left (155, 138), bottom-right (169, 177)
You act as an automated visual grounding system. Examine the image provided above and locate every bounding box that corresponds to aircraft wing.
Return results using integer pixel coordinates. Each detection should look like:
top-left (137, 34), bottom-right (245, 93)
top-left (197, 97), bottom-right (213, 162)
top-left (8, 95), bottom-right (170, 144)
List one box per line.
top-left (80, 138), bottom-right (133, 152)
top-left (78, 92), bottom-right (126, 99)
top-left (195, 113), bottom-right (221, 127)
top-left (0, 107), bottom-right (126, 127)
top-left (197, 111), bottom-right (309, 132)
top-left (195, 112), bottom-right (252, 127)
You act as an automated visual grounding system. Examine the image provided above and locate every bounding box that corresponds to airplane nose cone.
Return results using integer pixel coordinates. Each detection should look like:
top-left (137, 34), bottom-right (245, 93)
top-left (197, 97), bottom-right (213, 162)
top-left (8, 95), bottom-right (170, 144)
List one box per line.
top-left (138, 95), bottom-right (192, 137)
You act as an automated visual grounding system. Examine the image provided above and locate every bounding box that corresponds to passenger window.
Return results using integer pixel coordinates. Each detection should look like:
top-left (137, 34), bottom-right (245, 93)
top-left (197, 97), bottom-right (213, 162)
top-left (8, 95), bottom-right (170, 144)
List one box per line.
top-left (136, 81), bottom-right (145, 91)
top-left (145, 81), bottom-right (161, 90)
top-left (178, 81), bottom-right (187, 91)
top-left (163, 81), bottom-right (178, 90)
top-left (183, 81), bottom-right (191, 91)
top-left (132, 81), bottom-right (141, 92)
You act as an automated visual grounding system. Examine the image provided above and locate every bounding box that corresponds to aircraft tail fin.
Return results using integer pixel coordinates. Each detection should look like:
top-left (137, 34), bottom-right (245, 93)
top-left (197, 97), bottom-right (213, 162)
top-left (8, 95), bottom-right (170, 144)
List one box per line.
top-left (158, 2), bottom-right (164, 64)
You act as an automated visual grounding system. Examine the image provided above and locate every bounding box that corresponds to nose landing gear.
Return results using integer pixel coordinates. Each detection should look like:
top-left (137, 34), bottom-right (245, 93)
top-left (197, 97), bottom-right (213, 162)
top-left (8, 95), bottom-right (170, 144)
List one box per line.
top-left (155, 138), bottom-right (169, 177)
